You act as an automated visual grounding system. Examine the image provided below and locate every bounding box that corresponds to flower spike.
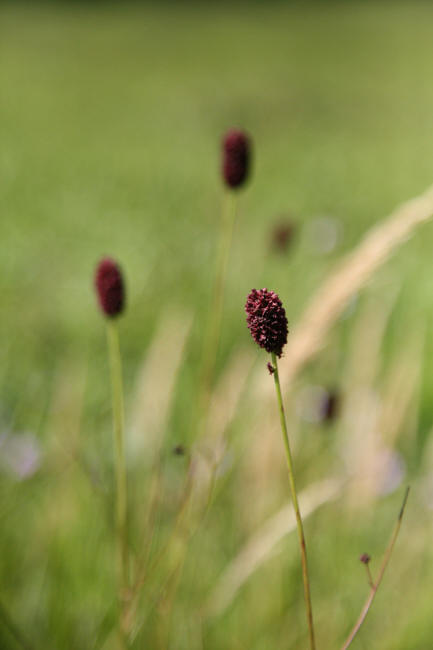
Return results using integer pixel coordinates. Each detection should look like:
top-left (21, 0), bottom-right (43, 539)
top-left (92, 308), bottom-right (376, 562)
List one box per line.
top-left (222, 129), bottom-right (250, 189)
top-left (245, 288), bottom-right (288, 357)
top-left (95, 258), bottom-right (125, 318)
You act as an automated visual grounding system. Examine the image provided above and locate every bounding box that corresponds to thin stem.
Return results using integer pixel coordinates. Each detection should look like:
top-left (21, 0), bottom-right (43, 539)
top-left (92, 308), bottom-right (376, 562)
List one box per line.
top-left (198, 191), bottom-right (237, 433)
top-left (107, 320), bottom-right (129, 646)
top-left (271, 352), bottom-right (316, 650)
top-left (340, 487), bottom-right (410, 650)
top-left (131, 458), bottom-right (194, 598)
top-left (364, 564), bottom-right (374, 589)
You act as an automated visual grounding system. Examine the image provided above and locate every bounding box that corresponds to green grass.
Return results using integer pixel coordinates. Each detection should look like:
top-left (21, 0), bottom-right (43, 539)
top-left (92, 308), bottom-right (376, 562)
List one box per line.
top-left (1, 2), bottom-right (433, 648)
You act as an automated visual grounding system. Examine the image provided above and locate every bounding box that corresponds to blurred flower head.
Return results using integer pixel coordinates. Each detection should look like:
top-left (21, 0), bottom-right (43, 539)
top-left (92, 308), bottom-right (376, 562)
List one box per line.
top-left (245, 288), bottom-right (288, 357)
top-left (376, 449), bottom-right (405, 495)
top-left (94, 257), bottom-right (125, 318)
top-left (222, 129), bottom-right (251, 189)
top-left (320, 390), bottom-right (340, 423)
top-left (270, 219), bottom-right (296, 254)
top-left (0, 432), bottom-right (41, 480)
top-left (305, 215), bottom-right (341, 255)
top-left (297, 385), bottom-right (340, 425)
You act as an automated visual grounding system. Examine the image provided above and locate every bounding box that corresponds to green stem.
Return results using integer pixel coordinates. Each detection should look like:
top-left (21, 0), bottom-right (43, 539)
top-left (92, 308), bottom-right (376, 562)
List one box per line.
top-left (271, 352), bottom-right (316, 650)
top-left (107, 320), bottom-right (129, 646)
top-left (365, 564), bottom-right (374, 589)
top-left (198, 191), bottom-right (237, 432)
top-left (340, 487), bottom-right (410, 650)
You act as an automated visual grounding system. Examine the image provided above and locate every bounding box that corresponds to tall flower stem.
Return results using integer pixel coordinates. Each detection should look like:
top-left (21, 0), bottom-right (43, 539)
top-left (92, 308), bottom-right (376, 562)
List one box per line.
top-left (107, 320), bottom-right (129, 645)
top-left (271, 352), bottom-right (316, 650)
top-left (199, 191), bottom-right (237, 430)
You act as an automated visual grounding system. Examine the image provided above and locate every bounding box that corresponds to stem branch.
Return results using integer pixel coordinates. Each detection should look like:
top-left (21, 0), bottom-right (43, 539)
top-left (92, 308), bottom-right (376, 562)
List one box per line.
top-left (340, 487), bottom-right (410, 650)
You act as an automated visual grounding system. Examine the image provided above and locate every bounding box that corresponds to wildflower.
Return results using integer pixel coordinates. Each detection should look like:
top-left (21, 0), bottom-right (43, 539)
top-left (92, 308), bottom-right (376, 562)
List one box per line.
top-left (297, 386), bottom-right (340, 425)
top-left (222, 129), bottom-right (250, 189)
top-left (360, 553), bottom-right (371, 565)
top-left (320, 390), bottom-right (340, 423)
top-left (271, 219), bottom-right (296, 254)
top-left (245, 288), bottom-right (288, 357)
top-left (95, 258), bottom-right (125, 317)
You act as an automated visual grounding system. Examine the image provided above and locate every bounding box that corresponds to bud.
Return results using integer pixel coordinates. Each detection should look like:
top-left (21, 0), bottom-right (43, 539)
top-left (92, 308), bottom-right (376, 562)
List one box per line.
top-left (267, 362), bottom-right (275, 375)
top-left (360, 553), bottom-right (371, 565)
top-left (94, 258), bottom-right (125, 318)
top-left (245, 288), bottom-right (288, 358)
top-left (222, 129), bottom-right (250, 189)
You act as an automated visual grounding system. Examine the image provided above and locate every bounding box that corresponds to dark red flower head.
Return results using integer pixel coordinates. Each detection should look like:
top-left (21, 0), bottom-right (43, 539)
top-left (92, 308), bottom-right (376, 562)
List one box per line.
top-left (245, 288), bottom-right (288, 357)
top-left (94, 258), bottom-right (125, 318)
top-left (271, 220), bottom-right (296, 254)
top-left (360, 553), bottom-right (371, 565)
top-left (222, 129), bottom-right (250, 189)
top-left (320, 390), bottom-right (340, 423)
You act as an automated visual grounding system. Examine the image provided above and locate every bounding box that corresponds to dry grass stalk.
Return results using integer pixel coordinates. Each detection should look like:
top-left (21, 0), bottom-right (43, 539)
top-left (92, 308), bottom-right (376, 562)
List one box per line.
top-left (277, 184), bottom-right (433, 393)
top-left (342, 286), bottom-right (400, 389)
top-left (205, 477), bottom-right (343, 618)
top-left (378, 322), bottom-right (425, 448)
top-left (190, 349), bottom-right (255, 513)
top-left (206, 349), bottom-right (255, 444)
top-left (337, 289), bottom-right (400, 506)
top-left (128, 308), bottom-right (192, 463)
top-left (237, 407), bottom-right (288, 529)
top-left (339, 302), bottom-right (423, 506)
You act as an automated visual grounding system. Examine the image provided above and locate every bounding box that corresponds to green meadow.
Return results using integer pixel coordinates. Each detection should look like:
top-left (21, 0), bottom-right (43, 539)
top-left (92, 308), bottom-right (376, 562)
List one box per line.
top-left (1, 2), bottom-right (433, 648)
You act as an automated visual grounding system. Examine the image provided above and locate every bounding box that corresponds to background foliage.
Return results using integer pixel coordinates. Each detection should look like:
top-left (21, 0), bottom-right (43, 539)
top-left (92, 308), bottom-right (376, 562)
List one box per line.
top-left (1, 2), bottom-right (433, 648)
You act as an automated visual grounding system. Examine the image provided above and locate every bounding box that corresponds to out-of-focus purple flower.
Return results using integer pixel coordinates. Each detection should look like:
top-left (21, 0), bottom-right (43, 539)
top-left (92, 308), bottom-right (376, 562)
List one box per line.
top-left (270, 219), bottom-right (296, 254)
top-left (360, 553), bottom-right (371, 565)
top-left (377, 449), bottom-right (405, 495)
top-left (0, 432), bottom-right (41, 480)
top-left (222, 129), bottom-right (250, 189)
top-left (319, 390), bottom-right (340, 423)
top-left (245, 288), bottom-right (288, 358)
top-left (306, 215), bottom-right (341, 255)
top-left (94, 258), bottom-right (125, 318)
top-left (297, 385), bottom-right (340, 425)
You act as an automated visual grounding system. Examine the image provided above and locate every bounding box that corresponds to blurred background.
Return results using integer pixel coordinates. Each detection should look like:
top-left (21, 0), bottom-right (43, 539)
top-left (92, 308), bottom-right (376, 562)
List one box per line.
top-left (1, 1), bottom-right (433, 648)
